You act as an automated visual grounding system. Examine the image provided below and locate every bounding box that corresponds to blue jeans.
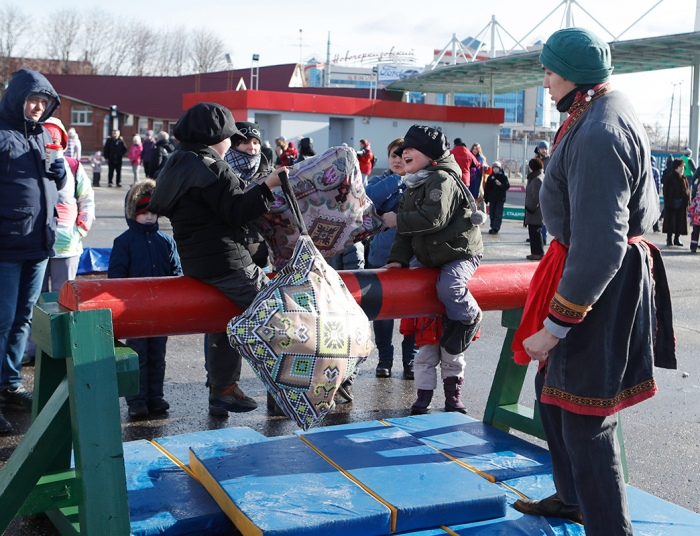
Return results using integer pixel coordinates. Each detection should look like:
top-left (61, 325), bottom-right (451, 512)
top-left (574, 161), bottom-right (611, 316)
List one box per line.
top-left (373, 319), bottom-right (417, 365)
top-left (0, 259), bottom-right (48, 389)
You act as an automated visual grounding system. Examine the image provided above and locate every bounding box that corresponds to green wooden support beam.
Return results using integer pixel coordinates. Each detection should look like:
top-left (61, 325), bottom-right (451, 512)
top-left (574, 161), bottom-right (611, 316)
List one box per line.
top-left (483, 308), bottom-right (543, 436)
top-left (17, 470), bottom-right (81, 517)
top-left (0, 378), bottom-right (71, 534)
top-left (47, 507), bottom-right (80, 536)
top-left (66, 308), bottom-right (131, 535)
top-left (114, 342), bottom-right (140, 397)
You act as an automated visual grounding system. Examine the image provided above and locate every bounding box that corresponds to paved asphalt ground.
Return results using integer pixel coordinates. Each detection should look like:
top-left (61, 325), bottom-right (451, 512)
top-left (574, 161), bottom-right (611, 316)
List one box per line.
top-left (1, 170), bottom-right (699, 535)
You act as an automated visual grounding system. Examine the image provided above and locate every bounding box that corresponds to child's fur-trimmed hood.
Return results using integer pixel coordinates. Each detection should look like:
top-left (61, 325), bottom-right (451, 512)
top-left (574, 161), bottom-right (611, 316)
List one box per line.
top-left (125, 179), bottom-right (157, 220)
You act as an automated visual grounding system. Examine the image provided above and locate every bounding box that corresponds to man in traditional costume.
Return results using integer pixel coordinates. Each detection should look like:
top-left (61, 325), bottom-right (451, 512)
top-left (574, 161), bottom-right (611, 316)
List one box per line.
top-left (511, 28), bottom-right (676, 536)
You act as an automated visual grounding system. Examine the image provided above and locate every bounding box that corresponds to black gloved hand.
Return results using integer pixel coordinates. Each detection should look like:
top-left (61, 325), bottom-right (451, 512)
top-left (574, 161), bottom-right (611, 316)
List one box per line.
top-left (47, 158), bottom-right (66, 181)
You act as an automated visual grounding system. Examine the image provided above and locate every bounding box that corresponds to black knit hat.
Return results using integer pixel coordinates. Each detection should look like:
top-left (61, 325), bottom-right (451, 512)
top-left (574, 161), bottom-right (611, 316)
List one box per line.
top-left (232, 121), bottom-right (262, 144)
top-left (394, 125), bottom-right (450, 161)
top-left (173, 102), bottom-right (240, 145)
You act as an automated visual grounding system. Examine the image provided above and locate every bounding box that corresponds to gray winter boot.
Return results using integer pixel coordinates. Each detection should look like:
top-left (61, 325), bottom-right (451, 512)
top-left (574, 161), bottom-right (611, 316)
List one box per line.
top-left (411, 389), bottom-right (434, 415)
top-left (444, 376), bottom-right (467, 414)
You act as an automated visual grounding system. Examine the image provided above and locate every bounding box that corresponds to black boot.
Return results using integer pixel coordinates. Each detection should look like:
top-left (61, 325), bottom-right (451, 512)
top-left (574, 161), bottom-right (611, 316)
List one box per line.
top-left (440, 311), bottom-right (482, 355)
top-left (674, 235), bottom-right (684, 246)
top-left (667, 234), bottom-right (673, 246)
top-left (375, 361), bottom-right (392, 378)
top-left (411, 389), bottom-right (433, 415)
top-left (0, 409), bottom-right (11, 434)
top-left (513, 493), bottom-right (583, 524)
top-left (443, 376), bottom-right (467, 414)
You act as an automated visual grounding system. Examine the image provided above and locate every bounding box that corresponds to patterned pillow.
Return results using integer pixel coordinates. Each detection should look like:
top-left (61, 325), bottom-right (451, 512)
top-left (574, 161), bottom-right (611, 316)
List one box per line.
top-left (250, 146), bottom-right (385, 269)
top-left (227, 235), bottom-right (373, 430)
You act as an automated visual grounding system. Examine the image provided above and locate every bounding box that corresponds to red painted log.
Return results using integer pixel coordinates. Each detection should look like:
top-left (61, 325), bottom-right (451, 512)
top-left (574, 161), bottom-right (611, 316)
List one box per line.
top-left (58, 264), bottom-right (536, 339)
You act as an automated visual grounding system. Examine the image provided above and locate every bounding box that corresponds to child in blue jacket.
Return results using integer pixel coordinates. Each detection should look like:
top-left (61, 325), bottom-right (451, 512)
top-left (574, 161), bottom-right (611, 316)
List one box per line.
top-left (108, 179), bottom-right (182, 418)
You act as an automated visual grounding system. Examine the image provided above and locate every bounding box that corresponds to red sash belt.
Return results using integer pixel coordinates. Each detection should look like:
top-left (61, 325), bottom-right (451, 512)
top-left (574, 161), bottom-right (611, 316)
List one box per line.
top-left (511, 236), bottom-right (643, 365)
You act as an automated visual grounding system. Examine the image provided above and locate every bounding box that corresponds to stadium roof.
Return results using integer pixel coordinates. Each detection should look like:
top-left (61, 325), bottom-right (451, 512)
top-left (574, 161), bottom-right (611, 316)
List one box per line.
top-left (387, 31), bottom-right (700, 95)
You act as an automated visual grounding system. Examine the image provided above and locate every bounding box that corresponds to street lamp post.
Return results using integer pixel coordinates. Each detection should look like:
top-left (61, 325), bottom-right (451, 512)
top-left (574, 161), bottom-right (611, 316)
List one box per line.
top-left (251, 54), bottom-right (260, 90)
top-left (109, 105), bottom-right (119, 131)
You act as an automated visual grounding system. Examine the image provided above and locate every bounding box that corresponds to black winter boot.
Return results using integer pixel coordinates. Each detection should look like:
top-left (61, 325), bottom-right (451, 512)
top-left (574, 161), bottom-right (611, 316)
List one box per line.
top-left (411, 389), bottom-right (433, 415)
top-left (443, 376), bottom-right (467, 414)
top-left (440, 311), bottom-right (482, 355)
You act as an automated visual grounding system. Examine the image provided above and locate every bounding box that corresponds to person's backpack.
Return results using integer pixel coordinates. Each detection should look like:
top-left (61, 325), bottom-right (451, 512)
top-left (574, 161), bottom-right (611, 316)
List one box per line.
top-left (371, 154), bottom-right (377, 167)
top-left (152, 146), bottom-right (170, 179)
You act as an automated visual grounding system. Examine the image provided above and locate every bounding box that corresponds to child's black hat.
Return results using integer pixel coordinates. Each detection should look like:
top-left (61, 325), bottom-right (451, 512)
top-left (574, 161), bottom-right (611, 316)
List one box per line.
top-left (232, 121), bottom-right (262, 144)
top-left (394, 125), bottom-right (449, 161)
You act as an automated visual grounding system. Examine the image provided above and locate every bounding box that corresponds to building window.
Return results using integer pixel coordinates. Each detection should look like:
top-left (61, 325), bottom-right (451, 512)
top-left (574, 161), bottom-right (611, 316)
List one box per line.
top-left (153, 121), bottom-right (163, 134)
top-left (138, 117), bottom-right (149, 136)
top-left (71, 106), bottom-right (92, 126)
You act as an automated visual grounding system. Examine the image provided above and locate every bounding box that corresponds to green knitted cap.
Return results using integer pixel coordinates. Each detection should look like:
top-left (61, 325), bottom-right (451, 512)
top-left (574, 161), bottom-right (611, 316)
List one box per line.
top-left (539, 27), bottom-right (613, 84)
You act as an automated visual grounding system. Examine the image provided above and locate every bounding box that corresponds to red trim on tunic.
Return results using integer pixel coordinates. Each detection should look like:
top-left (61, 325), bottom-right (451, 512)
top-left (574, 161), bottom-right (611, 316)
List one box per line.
top-left (540, 379), bottom-right (658, 416)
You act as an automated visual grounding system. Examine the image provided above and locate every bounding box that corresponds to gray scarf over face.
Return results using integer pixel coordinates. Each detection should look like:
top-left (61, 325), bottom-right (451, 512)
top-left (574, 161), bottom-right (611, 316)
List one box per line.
top-left (224, 147), bottom-right (261, 181)
top-left (403, 170), bottom-right (432, 189)
top-left (403, 169), bottom-right (486, 225)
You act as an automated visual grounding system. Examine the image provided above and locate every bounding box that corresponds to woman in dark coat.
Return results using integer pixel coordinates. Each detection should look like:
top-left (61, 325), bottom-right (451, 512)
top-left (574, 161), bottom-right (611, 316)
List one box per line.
top-left (524, 158), bottom-right (545, 260)
top-left (662, 158), bottom-right (690, 246)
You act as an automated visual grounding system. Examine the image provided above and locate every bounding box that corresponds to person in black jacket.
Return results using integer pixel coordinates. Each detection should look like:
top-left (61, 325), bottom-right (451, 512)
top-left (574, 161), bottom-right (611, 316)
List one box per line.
top-left (104, 129), bottom-right (127, 187)
top-left (483, 161), bottom-right (510, 234)
top-left (147, 131), bottom-right (174, 179)
top-left (147, 103), bottom-right (285, 416)
top-left (297, 137), bottom-right (316, 162)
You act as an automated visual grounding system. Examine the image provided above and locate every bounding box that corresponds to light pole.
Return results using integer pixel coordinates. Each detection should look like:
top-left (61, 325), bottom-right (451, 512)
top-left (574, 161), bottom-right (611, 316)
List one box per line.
top-left (251, 54), bottom-right (260, 91)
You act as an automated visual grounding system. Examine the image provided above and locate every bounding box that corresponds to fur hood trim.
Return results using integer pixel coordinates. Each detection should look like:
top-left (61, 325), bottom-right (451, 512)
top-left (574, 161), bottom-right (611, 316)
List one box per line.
top-left (125, 179), bottom-right (157, 220)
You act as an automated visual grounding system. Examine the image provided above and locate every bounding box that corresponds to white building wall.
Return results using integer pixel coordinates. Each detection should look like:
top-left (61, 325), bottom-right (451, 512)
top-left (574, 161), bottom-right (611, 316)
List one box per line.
top-left (248, 109), bottom-right (501, 169)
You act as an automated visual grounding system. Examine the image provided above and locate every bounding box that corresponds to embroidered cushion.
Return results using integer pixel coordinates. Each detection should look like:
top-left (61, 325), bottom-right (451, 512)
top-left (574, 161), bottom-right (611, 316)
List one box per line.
top-left (227, 235), bottom-right (373, 430)
top-left (250, 146), bottom-right (385, 269)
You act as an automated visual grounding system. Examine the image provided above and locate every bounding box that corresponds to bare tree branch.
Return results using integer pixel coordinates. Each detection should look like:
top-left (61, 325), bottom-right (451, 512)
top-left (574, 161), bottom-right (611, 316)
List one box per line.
top-left (81, 8), bottom-right (113, 74)
top-left (191, 28), bottom-right (225, 73)
top-left (157, 27), bottom-right (190, 76)
top-left (102, 20), bottom-right (133, 75)
top-left (0, 4), bottom-right (29, 86)
top-left (129, 22), bottom-right (156, 76)
top-left (44, 9), bottom-right (83, 74)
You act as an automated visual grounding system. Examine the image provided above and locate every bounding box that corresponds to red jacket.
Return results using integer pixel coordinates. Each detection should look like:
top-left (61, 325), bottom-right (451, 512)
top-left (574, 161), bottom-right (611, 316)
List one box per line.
top-left (450, 146), bottom-right (478, 187)
top-left (358, 145), bottom-right (374, 175)
top-left (400, 317), bottom-right (443, 347)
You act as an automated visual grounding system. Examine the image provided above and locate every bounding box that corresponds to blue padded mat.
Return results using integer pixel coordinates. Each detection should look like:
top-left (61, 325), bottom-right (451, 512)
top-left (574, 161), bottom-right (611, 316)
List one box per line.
top-left (502, 474), bottom-right (700, 535)
top-left (297, 420), bottom-right (507, 533)
top-left (190, 435), bottom-right (392, 536)
top-left (124, 440), bottom-right (234, 536)
top-left (626, 486), bottom-right (700, 535)
top-left (154, 427), bottom-right (267, 466)
top-left (385, 413), bottom-right (551, 481)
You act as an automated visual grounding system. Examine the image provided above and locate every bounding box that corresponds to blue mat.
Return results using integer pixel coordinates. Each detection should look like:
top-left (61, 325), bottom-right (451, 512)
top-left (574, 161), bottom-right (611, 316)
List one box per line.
top-left (154, 427), bottom-right (267, 466)
top-left (190, 435), bottom-right (392, 536)
top-left (77, 247), bottom-right (111, 274)
top-left (121, 416), bottom-right (700, 536)
top-left (385, 413), bottom-right (551, 482)
top-left (297, 420), bottom-right (507, 533)
top-left (124, 440), bottom-right (234, 536)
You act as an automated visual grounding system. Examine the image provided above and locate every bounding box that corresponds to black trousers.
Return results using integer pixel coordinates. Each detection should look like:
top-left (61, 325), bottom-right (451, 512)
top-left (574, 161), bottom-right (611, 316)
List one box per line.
top-left (108, 160), bottom-right (122, 185)
top-left (200, 265), bottom-right (268, 389)
top-left (125, 337), bottom-right (168, 406)
top-left (528, 224), bottom-right (544, 255)
top-left (536, 370), bottom-right (633, 536)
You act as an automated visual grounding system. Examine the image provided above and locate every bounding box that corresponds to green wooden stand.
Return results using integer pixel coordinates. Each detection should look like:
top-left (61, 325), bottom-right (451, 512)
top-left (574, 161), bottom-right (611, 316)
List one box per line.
top-left (483, 308), bottom-right (628, 480)
top-left (0, 299), bottom-right (139, 535)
